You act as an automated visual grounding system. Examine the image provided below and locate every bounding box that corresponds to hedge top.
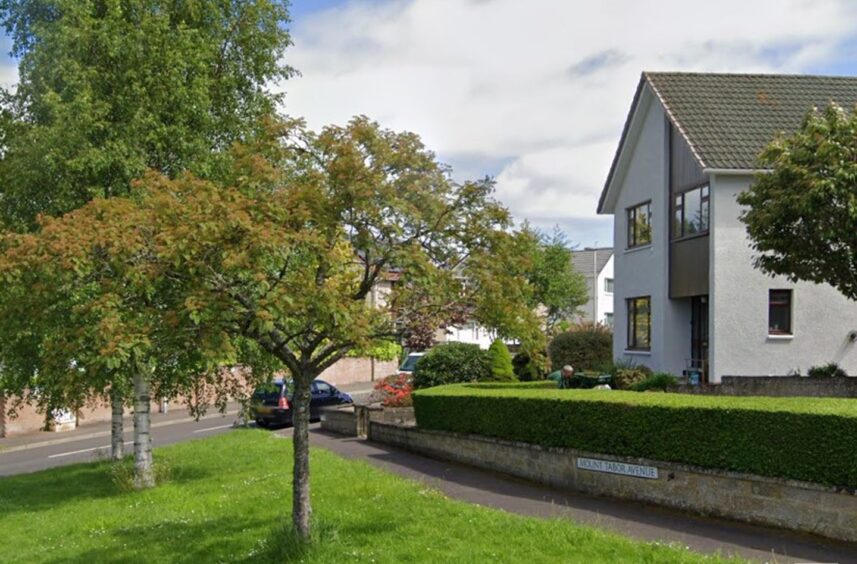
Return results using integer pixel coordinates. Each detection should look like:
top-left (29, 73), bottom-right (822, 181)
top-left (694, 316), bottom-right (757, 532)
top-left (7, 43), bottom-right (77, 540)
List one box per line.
top-left (413, 383), bottom-right (857, 418)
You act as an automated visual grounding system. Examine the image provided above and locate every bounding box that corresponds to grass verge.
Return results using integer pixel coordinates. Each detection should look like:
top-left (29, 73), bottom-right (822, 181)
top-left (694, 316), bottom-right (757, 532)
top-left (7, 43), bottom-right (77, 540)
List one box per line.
top-left (0, 430), bottom-right (741, 563)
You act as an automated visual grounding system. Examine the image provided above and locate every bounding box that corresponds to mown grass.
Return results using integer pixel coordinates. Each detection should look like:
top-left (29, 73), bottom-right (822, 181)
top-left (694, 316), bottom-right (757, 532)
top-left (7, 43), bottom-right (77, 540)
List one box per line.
top-left (0, 430), bottom-right (742, 563)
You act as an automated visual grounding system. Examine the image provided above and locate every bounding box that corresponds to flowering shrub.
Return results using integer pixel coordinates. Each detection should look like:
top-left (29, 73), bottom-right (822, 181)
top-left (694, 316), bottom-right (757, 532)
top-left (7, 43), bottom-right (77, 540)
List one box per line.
top-left (374, 373), bottom-right (414, 407)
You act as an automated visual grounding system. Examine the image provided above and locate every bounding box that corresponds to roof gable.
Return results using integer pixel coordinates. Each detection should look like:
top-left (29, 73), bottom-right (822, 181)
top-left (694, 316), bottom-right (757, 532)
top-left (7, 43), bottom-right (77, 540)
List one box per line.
top-left (598, 71), bottom-right (857, 214)
top-left (571, 248), bottom-right (613, 278)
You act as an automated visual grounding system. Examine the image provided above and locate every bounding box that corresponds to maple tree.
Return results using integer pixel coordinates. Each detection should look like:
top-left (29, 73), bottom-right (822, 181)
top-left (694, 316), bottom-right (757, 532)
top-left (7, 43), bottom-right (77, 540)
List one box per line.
top-left (0, 116), bottom-right (542, 536)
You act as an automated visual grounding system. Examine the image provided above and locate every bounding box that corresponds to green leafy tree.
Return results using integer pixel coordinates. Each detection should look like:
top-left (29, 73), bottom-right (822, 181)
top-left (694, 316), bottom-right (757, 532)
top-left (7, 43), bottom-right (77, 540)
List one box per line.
top-left (0, 0), bottom-right (293, 460)
top-left (739, 103), bottom-right (857, 299)
top-left (0, 117), bottom-right (543, 539)
top-left (487, 339), bottom-right (515, 381)
top-left (525, 226), bottom-right (589, 332)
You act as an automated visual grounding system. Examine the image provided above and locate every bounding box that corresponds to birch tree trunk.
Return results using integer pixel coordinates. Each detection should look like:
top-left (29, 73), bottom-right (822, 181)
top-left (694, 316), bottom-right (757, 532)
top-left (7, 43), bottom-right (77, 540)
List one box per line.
top-left (132, 368), bottom-right (155, 489)
top-left (292, 373), bottom-right (313, 539)
top-left (110, 387), bottom-right (124, 460)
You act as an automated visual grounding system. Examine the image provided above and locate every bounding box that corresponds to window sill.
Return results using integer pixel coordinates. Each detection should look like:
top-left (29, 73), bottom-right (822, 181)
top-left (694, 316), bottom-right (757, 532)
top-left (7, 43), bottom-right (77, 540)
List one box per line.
top-left (624, 349), bottom-right (651, 355)
top-left (624, 244), bottom-right (652, 254)
top-left (767, 334), bottom-right (794, 341)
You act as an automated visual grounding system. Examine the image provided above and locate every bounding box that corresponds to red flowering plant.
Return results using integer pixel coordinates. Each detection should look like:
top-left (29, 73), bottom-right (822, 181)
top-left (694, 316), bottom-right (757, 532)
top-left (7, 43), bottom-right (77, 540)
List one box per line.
top-left (373, 373), bottom-right (414, 407)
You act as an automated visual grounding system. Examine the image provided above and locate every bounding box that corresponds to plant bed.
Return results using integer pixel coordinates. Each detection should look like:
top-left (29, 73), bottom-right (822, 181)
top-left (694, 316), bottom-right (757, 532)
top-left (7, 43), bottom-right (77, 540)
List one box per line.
top-left (0, 431), bottom-right (736, 563)
top-left (413, 383), bottom-right (857, 489)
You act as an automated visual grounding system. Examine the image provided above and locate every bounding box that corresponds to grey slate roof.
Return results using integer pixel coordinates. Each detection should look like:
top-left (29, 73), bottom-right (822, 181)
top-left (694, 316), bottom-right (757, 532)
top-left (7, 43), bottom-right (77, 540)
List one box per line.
top-left (645, 72), bottom-right (857, 169)
top-left (571, 248), bottom-right (612, 279)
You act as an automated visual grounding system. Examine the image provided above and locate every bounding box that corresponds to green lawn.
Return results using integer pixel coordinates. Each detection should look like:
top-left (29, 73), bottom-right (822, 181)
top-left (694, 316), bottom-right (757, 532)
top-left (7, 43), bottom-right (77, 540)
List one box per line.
top-left (0, 431), bottom-right (741, 563)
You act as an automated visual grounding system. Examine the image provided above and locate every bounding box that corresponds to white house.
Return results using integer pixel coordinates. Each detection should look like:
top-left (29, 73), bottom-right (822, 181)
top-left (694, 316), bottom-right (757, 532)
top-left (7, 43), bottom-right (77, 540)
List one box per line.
top-left (571, 248), bottom-right (614, 327)
top-left (597, 72), bottom-right (857, 383)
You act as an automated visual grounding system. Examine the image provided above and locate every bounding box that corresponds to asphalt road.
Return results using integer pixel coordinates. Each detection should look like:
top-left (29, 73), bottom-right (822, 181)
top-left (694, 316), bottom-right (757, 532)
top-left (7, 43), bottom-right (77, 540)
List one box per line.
top-left (0, 411), bottom-right (252, 476)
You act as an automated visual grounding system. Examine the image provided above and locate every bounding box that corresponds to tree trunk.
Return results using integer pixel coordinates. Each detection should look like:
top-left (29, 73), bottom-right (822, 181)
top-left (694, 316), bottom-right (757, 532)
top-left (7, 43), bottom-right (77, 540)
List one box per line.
top-left (291, 373), bottom-right (313, 539)
top-left (132, 368), bottom-right (155, 489)
top-left (110, 388), bottom-right (124, 460)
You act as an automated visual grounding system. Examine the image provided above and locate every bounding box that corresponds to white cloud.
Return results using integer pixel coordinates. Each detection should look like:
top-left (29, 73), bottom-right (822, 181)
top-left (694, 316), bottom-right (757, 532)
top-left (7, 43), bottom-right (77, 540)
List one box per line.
top-left (283, 0), bottom-right (857, 245)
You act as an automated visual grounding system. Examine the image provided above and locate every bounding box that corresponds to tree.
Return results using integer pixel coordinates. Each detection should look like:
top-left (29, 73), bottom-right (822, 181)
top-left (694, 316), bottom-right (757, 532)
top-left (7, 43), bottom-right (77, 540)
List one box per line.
top-left (487, 339), bottom-right (515, 381)
top-left (525, 226), bottom-right (588, 332)
top-left (0, 117), bottom-right (542, 538)
top-left (738, 103), bottom-right (857, 300)
top-left (0, 0), bottom-right (293, 461)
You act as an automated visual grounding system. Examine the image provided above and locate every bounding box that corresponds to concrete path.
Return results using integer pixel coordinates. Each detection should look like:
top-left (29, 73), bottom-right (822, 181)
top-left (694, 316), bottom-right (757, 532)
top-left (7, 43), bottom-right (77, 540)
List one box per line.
top-left (305, 429), bottom-right (857, 564)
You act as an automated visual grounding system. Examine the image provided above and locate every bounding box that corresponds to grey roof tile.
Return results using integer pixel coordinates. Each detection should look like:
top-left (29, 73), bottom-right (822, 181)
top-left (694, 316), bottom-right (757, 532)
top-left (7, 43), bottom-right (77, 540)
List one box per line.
top-left (645, 72), bottom-right (857, 169)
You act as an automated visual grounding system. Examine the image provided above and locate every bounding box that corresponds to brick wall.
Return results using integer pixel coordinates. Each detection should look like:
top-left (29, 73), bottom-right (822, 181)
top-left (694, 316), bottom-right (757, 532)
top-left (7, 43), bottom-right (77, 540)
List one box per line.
top-left (367, 422), bottom-right (857, 543)
top-left (319, 357), bottom-right (399, 386)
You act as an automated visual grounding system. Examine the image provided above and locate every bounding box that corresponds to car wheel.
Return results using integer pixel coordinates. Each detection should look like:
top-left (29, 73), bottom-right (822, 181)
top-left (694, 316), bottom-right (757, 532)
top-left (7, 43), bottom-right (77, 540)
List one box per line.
top-left (256, 419), bottom-right (269, 428)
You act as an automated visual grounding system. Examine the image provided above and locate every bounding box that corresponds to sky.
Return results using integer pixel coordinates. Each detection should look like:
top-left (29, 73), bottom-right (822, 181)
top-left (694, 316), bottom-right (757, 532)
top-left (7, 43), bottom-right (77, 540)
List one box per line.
top-left (3, 0), bottom-right (857, 248)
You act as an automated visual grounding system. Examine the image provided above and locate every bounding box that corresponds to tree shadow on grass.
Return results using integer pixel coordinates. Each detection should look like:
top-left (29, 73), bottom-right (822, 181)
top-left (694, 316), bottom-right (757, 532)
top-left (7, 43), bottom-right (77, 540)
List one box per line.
top-left (45, 515), bottom-right (276, 564)
top-left (0, 459), bottom-right (213, 518)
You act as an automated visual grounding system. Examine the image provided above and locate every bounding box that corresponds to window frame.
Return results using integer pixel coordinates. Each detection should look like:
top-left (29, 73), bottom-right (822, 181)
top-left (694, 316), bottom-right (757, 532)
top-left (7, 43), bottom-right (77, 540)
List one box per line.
top-left (626, 296), bottom-right (651, 351)
top-left (604, 278), bottom-right (614, 294)
top-left (626, 201), bottom-right (652, 249)
top-left (768, 289), bottom-right (793, 336)
top-left (672, 183), bottom-right (710, 240)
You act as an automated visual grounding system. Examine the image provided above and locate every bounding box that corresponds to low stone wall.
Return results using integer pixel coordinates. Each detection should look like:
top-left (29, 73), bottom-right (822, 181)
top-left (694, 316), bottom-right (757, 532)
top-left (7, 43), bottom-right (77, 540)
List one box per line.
top-left (368, 422), bottom-right (857, 543)
top-left (320, 407), bottom-right (358, 436)
top-left (677, 375), bottom-right (857, 397)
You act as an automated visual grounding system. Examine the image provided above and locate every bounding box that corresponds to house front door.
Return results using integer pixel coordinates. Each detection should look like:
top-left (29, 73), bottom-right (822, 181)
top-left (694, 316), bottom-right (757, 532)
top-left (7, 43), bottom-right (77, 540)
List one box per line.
top-left (690, 295), bottom-right (709, 382)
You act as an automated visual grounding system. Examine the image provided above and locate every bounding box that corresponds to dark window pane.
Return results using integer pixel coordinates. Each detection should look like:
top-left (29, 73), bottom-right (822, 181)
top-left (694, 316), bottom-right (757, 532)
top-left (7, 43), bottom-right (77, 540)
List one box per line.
top-left (674, 195), bottom-right (683, 237)
top-left (627, 297), bottom-right (651, 349)
top-left (684, 187), bottom-right (701, 234)
top-left (768, 290), bottom-right (792, 334)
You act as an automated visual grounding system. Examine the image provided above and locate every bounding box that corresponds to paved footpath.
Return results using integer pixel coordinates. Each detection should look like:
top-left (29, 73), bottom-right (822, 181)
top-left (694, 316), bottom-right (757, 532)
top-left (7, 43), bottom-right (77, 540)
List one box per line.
top-left (305, 429), bottom-right (857, 564)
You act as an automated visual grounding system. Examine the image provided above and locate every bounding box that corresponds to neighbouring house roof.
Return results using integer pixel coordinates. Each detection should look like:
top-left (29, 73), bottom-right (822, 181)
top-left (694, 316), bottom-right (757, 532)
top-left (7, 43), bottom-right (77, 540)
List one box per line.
top-left (571, 248), bottom-right (612, 279)
top-left (598, 72), bottom-right (857, 213)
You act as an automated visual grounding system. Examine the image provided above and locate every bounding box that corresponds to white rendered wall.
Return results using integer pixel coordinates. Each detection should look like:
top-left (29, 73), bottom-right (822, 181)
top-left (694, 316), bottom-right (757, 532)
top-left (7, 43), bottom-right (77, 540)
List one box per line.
top-left (596, 255), bottom-right (614, 325)
top-left (709, 174), bottom-right (857, 380)
top-left (610, 93), bottom-right (689, 375)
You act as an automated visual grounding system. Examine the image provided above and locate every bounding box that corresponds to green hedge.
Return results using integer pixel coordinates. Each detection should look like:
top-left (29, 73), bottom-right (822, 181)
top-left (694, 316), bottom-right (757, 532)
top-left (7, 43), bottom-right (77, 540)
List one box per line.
top-left (412, 384), bottom-right (857, 489)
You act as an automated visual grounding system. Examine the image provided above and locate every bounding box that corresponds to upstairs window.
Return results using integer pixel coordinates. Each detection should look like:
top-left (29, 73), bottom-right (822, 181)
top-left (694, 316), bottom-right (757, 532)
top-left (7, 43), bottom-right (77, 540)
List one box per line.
top-left (673, 184), bottom-right (709, 239)
top-left (627, 296), bottom-right (651, 350)
top-left (604, 278), bottom-right (614, 293)
top-left (769, 289), bottom-right (792, 335)
top-left (627, 201), bottom-right (652, 248)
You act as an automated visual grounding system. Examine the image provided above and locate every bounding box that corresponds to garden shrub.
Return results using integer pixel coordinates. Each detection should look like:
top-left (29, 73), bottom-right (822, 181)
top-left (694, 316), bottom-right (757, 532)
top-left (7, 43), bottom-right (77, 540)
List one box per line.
top-left (613, 366), bottom-right (651, 390)
top-left (413, 383), bottom-right (857, 489)
top-left (630, 372), bottom-right (678, 392)
top-left (512, 352), bottom-right (542, 381)
top-left (412, 343), bottom-right (491, 389)
top-left (807, 362), bottom-right (848, 378)
top-left (372, 373), bottom-right (414, 407)
top-left (487, 339), bottom-right (516, 381)
top-left (548, 322), bottom-right (612, 371)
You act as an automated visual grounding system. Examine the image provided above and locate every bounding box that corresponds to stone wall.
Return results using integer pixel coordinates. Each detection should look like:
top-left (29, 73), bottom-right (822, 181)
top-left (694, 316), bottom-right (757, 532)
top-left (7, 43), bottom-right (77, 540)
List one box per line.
top-left (676, 376), bottom-right (857, 397)
top-left (320, 408), bottom-right (358, 436)
top-left (368, 422), bottom-right (857, 543)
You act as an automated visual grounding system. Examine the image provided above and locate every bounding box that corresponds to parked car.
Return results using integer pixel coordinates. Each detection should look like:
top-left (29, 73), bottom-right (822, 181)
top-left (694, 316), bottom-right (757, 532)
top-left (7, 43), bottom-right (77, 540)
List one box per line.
top-left (398, 351), bottom-right (426, 375)
top-left (250, 379), bottom-right (353, 428)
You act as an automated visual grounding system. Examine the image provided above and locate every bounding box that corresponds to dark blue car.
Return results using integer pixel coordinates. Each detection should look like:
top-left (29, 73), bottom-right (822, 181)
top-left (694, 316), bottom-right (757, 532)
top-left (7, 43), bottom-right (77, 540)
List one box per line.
top-left (250, 379), bottom-right (353, 428)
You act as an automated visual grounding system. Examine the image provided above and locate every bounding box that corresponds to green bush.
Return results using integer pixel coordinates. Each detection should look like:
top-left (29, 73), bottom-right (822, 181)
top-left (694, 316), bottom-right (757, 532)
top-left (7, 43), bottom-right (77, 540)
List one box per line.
top-left (412, 343), bottom-right (491, 389)
top-left (413, 383), bottom-right (857, 489)
top-left (512, 352), bottom-right (542, 381)
top-left (613, 366), bottom-right (651, 390)
top-left (487, 339), bottom-right (516, 381)
top-left (630, 372), bottom-right (678, 392)
top-left (548, 323), bottom-right (612, 371)
top-left (807, 362), bottom-right (848, 378)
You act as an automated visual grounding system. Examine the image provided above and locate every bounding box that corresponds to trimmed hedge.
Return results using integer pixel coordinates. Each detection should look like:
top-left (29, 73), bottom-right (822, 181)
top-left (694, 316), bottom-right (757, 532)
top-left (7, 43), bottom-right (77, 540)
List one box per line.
top-left (413, 384), bottom-right (857, 489)
top-left (548, 325), bottom-right (612, 371)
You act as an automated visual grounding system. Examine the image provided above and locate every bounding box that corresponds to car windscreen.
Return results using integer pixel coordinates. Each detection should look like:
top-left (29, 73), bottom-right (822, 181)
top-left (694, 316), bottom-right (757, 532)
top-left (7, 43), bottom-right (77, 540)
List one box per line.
top-left (399, 354), bottom-right (421, 372)
top-left (253, 382), bottom-right (285, 405)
